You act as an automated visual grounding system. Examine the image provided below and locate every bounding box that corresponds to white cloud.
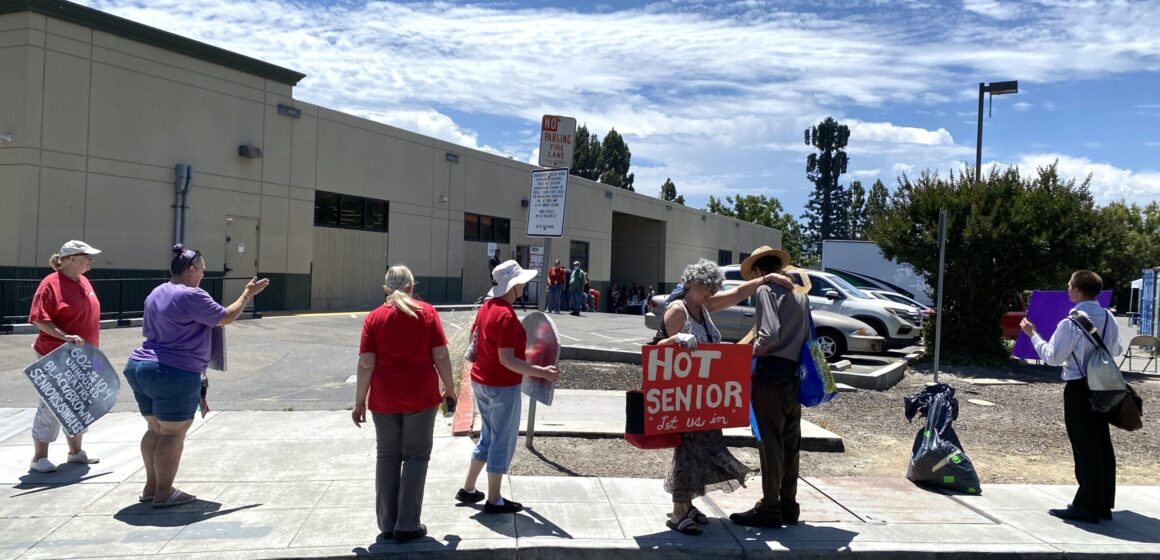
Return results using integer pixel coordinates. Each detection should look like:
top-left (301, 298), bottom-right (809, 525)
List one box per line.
top-left (847, 120), bottom-right (954, 145)
top-left (853, 169), bottom-right (882, 178)
top-left (1013, 101), bottom-right (1033, 111)
top-left (341, 108), bottom-right (506, 156)
top-left (1013, 154), bottom-right (1160, 202)
top-left (1042, 101), bottom-right (1057, 111)
top-left (892, 163), bottom-right (916, 176)
top-left (962, 0), bottom-right (1023, 21)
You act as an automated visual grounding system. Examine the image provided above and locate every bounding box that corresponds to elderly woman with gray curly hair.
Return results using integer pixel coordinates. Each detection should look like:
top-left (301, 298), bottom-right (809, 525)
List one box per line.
top-left (653, 258), bottom-right (793, 535)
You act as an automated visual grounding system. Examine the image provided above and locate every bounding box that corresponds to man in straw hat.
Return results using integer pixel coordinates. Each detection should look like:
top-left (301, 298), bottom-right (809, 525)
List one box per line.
top-left (730, 246), bottom-right (811, 529)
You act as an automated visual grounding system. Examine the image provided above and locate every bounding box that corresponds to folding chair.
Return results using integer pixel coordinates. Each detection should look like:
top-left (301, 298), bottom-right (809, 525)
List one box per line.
top-left (1120, 335), bottom-right (1159, 374)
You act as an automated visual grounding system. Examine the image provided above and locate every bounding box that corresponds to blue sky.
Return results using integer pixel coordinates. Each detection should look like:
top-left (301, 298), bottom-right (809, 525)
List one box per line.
top-left (80, 0), bottom-right (1160, 215)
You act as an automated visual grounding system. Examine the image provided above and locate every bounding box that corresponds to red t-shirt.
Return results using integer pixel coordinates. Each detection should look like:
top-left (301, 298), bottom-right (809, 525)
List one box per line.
top-left (28, 272), bottom-right (101, 356)
top-left (359, 300), bottom-right (449, 414)
top-left (470, 298), bottom-right (527, 387)
top-left (549, 266), bottom-right (566, 286)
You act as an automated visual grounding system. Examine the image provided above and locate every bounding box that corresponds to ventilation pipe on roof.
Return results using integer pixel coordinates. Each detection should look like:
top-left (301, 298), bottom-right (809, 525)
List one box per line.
top-left (174, 164), bottom-right (192, 245)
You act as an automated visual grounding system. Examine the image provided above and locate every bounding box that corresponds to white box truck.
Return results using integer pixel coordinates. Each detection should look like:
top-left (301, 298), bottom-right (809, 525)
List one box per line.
top-left (821, 240), bottom-right (932, 306)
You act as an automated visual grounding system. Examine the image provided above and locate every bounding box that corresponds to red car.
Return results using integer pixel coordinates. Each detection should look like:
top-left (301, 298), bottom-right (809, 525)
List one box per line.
top-left (1001, 293), bottom-right (1028, 339)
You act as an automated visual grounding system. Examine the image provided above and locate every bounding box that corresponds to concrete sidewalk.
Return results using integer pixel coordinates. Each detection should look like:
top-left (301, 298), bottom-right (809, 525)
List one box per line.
top-left (3, 409), bottom-right (1160, 559)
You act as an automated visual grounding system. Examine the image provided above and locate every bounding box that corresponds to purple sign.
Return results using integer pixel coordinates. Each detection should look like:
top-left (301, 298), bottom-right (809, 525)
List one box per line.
top-left (1012, 290), bottom-right (1112, 360)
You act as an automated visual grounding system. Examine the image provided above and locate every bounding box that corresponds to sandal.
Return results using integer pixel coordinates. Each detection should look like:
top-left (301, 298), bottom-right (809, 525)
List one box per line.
top-left (139, 495), bottom-right (153, 503)
top-left (689, 505), bottom-right (710, 525)
top-left (666, 509), bottom-right (702, 536)
top-left (152, 488), bottom-right (197, 508)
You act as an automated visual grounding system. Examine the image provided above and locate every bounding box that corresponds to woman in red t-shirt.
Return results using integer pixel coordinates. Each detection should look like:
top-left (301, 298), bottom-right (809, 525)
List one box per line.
top-left (352, 265), bottom-right (455, 544)
top-left (455, 260), bottom-right (559, 514)
top-left (26, 240), bottom-right (104, 473)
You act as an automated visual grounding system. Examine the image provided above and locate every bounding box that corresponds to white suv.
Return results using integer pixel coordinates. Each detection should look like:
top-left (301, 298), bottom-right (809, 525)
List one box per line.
top-left (804, 270), bottom-right (921, 349)
top-left (720, 265), bottom-right (920, 349)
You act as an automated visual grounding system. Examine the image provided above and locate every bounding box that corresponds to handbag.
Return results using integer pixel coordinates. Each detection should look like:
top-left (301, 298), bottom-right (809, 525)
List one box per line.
top-left (798, 313), bottom-right (838, 407)
top-left (623, 390), bottom-right (682, 449)
top-left (1068, 311), bottom-right (1127, 413)
top-left (1109, 383), bottom-right (1144, 432)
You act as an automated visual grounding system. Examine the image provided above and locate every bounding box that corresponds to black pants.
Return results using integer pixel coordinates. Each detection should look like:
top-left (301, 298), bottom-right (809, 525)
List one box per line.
top-left (751, 375), bottom-right (801, 511)
top-left (1064, 380), bottom-right (1116, 513)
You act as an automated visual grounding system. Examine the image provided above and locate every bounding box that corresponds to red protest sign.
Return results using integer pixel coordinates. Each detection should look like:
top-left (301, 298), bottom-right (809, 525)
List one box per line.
top-left (640, 343), bottom-right (751, 435)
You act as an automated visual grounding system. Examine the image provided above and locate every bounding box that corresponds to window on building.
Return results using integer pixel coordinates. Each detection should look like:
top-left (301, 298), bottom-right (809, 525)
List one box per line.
top-left (570, 240), bottom-right (589, 270)
top-left (314, 191), bottom-right (388, 232)
top-left (739, 252), bottom-right (752, 262)
top-left (718, 250), bottom-right (733, 266)
top-left (463, 213), bottom-right (511, 244)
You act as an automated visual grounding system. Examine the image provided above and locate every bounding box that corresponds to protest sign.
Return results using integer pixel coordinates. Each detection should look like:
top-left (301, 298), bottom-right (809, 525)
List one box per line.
top-left (640, 343), bottom-right (751, 435)
top-left (1012, 290), bottom-right (1112, 360)
top-left (521, 311), bottom-right (560, 406)
top-left (23, 344), bottom-right (120, 437)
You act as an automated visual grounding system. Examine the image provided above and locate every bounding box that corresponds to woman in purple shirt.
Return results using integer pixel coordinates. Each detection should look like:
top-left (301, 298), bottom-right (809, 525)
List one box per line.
top-left (123, 245), bottom-right (268, 508)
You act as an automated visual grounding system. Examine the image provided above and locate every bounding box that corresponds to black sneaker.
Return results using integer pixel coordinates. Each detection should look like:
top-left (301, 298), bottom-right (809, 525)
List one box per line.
top-left (455, 488), bottom-right (484, 504)
top-left (393, 524), bottom-right (427, 544)
top-left (483, 498), bottom-right (523, 514)
top-left (730, 506), bottom-right (783, 528)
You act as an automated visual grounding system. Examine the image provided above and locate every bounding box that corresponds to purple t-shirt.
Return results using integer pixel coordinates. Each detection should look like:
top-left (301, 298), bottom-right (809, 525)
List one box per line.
top-left (129, 282), bottom-right (227, 374)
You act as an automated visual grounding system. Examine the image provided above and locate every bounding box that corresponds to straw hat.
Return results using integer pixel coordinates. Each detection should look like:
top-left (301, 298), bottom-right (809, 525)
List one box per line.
top-left (740, 245), bottom-right (791, 280)
top-left (488, 260), bottom-right (539, 298)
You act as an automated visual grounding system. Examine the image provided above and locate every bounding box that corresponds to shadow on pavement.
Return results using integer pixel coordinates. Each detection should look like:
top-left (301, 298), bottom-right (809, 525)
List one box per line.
top-left (113, 501), bottom-right (260, 527)
top-left (14, 464), bottom-right (112, 494)
top-left (1057, 510), bottom-right (1160, 542)
top-left (356, 535), bottom-right (463, 555)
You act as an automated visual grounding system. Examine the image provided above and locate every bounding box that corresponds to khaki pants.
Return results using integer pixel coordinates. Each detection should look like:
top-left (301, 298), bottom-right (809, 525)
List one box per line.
top-left (372, 406), bottom-right (437, 533)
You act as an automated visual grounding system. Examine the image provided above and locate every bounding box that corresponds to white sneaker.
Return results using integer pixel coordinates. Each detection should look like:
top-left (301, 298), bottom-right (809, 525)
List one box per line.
top-left (29, 458), bottom-right (57, 473)
top-left (67, 450), bottom-right (99, 464)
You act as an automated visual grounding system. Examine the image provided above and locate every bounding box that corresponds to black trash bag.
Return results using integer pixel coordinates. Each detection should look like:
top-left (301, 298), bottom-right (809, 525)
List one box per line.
top-left (905, 384), bottom-right (981, 495)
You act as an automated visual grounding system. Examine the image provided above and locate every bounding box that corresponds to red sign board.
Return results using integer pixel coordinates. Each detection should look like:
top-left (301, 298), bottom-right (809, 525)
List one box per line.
top-left (640, 343), bottom-right (751, 435)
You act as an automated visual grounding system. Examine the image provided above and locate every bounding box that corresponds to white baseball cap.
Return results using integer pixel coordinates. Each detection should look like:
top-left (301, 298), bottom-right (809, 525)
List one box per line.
top-left (489, 260), bottom-right (539, 298)
top-left (59, 240), bottom-right (102, 257)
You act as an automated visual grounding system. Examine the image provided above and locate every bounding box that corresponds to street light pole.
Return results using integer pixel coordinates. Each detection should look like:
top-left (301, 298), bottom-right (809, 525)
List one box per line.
top-left (975, 82), bottom-right (985, 183)
top-left (974, 81), bottom-right (1018, 183)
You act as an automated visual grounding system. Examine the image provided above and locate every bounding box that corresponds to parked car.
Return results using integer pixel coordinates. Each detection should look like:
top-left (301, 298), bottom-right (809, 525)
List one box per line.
top-left (644, 281), bottom-right (886, 360)
top-left (800, 270), bottom-right (922, 349)
top-left (1000, 293), bottom-right (1028, 339)
top-left (865, 289), bottom-right (935, 321)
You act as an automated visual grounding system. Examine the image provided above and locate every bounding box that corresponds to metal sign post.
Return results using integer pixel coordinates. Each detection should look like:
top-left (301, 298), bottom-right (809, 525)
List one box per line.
top-left (933, 209), bottom-right (948, 383)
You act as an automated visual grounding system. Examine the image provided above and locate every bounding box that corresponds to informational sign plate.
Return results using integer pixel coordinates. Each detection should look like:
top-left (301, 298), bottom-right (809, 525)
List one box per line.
top-left (640, 343), bottom-right (751, 435)
top-left (521, 311), bottom-right (560, 405)
top-left (528, 168), bottom-right (568, 238)
top-left (23, 344), bottom-right (120, 437)
top-left (538, 115), bottom-right (577, 169)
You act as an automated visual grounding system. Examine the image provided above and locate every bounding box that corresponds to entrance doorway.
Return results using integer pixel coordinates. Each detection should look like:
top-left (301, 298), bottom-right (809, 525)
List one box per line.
top-left (609, 212), bottom-right (665, 314)
top-left (224, 216), bottom-right (259, 306)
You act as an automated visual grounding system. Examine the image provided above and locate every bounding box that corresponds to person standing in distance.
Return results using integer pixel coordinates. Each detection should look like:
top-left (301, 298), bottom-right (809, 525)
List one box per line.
top-left (26, 240), bottom-right (104, 473)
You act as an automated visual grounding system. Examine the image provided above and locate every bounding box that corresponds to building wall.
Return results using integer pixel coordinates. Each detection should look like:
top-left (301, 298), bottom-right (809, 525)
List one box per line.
top-left (0, 6), bottom-right (785, 316)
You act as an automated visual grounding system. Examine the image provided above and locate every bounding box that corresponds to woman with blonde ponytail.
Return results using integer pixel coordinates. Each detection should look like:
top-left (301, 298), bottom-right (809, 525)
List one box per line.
top-left (352, 264), bottom-right (455, 544)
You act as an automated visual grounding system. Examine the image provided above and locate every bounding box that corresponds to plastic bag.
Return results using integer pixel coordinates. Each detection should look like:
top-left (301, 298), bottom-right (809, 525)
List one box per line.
top-left (905, 384), bottom-right (981, 495)
top-left (798, 314), bottom-right (838, 407)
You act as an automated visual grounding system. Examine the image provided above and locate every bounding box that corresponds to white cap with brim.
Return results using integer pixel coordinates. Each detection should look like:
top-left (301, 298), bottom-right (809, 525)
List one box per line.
top-left (59, 240), bottom-right (101, 257)
top-left (489, 260), bottom-right (539, 298)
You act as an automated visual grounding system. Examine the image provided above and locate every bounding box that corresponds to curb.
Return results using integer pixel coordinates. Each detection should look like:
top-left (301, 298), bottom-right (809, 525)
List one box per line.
top-left (561, 345), bottom-right (642, 364)
top-left (832, 361), bottom-right (908, 391)
top-left (451, 373), bottom-right (475, 437)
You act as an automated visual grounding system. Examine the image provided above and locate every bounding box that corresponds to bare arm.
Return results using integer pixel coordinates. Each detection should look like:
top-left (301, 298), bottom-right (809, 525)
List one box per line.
top-left (31, 320), bottom-right (84, 345)
top-left (705, 273), bottom-right (793, 313)
top-left (351, 352), bottom-right (374, 426)
top-left (656, 304), bottom-right (689, 346)
top-left (432, 345), bottom-right (455, 398)
top-left (498, 347), bottom-right (559, 382)
top-left (218, 277), bottom-right (271, 326)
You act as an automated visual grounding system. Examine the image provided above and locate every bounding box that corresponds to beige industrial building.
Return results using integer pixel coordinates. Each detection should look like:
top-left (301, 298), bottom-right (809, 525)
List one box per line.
top-left (0, 0), bottom-right (782, 317)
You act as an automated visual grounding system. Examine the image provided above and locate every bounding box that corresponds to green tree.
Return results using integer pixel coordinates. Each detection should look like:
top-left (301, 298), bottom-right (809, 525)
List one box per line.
top-left (596, 128), bottom-right (634, 191)
top-left (569, 124), bottom-right (601, 181)
top-left (801, 117), bottom-right (851, 242)
top-left (659, 178), bottom-right (685, 205)
top-left (865, 179), bottom-right (890, 225)
top-left (869, 163), bottom-right (1101, 362)
top-left (847, 180), bottom-right (869, 240)
top-left (706, 194), bottom-right (814, 267)
top-left (1095, 202), bottom-right (1155, 309)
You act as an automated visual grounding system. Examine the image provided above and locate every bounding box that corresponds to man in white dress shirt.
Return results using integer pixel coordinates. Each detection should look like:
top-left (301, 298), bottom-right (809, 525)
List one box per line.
top-left (1021, 270), bottom-right (1122, 524)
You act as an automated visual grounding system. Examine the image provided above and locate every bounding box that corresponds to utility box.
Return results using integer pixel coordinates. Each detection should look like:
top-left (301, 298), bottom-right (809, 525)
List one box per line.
top-left (1141, 268), bottom-right (1158, 337)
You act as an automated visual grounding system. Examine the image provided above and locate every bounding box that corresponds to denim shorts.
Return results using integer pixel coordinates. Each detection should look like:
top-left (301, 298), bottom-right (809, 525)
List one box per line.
top-left (471, 382), bottom-right (522, 474)
top-left (123, 359), bottom-right (202, 422)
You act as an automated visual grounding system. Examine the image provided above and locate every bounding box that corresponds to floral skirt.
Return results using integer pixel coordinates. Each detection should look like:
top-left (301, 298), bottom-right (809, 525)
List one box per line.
top-left (664, 429), bottom-right (752, 502)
